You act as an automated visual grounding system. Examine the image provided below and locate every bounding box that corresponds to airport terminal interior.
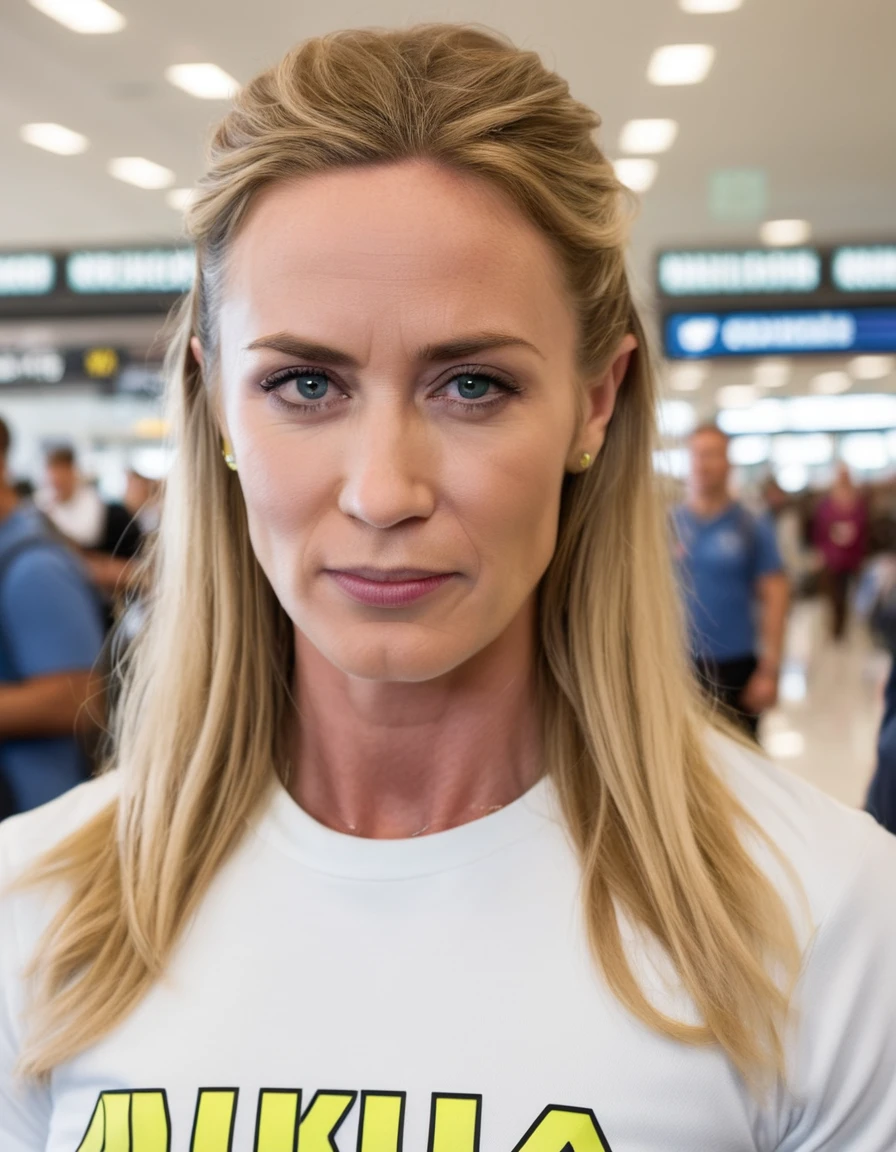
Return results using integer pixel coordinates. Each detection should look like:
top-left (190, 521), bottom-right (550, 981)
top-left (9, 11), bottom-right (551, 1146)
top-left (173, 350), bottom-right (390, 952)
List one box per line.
top-left (3, 0), bottom-right (893, 813)
top-left (2, 2), bottom-right (896, 1149)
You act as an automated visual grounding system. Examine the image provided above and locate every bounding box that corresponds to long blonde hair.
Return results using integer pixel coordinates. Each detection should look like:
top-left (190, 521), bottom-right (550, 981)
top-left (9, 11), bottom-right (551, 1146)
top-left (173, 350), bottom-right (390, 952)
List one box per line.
top-left (17, 25), bottom-right (799, 1084)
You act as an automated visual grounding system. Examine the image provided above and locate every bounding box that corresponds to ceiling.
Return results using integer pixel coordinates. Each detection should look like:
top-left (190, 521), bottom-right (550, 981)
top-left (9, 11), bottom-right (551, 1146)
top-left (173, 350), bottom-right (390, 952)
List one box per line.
top-left (1, 0), bottom-right (894, 401)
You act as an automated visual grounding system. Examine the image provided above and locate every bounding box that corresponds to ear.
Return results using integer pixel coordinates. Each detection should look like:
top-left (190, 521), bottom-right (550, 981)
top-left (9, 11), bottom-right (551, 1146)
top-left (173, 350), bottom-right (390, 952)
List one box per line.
top-left (190, 336), bottom-right (205, 371)
top-left (567, 332), bottom-right (638, 470)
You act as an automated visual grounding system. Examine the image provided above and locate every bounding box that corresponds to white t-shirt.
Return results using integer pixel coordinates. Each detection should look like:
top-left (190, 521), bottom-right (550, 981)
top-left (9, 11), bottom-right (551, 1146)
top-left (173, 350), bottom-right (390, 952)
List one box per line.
top-left (34, 485), bottom-right (105, 550)
top-left (2, 734), bottom-right (896, 1152)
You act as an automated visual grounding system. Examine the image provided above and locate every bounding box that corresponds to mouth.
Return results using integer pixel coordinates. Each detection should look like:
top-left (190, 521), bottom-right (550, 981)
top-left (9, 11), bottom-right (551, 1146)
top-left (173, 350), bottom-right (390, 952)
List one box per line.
top-left (324, 568), bottom-right (457, 607)
top-left (325, 567), bottom-right (453, 583)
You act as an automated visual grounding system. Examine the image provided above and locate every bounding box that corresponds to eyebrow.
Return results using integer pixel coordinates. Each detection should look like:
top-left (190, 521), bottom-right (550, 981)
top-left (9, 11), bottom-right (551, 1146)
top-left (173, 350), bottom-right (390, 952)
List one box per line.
top-left (243, 330), bottom-right (545, 364)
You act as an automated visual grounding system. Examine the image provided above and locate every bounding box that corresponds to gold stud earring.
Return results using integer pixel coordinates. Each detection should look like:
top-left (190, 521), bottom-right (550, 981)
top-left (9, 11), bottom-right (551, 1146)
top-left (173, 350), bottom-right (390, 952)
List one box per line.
top-left (579, 452), bottom-right (593, 471)
top-left (222, 438), bottom-right (237, 472)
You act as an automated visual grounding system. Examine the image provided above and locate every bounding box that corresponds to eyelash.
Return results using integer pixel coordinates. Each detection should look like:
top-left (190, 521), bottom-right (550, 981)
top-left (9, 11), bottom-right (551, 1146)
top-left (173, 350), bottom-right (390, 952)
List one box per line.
top-left (258, 364), bottom-right (523, 415)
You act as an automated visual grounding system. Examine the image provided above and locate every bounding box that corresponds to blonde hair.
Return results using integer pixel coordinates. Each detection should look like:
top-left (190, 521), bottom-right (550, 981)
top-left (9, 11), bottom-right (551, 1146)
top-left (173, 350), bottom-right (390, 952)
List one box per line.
top-left (17, 25), bottom-right (799, 1084)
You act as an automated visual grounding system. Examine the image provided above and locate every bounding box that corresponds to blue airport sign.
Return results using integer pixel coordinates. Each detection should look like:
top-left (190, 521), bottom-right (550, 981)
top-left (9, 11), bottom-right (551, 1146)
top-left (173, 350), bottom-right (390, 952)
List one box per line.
top-left (664, 307), bottom-right (896, 359)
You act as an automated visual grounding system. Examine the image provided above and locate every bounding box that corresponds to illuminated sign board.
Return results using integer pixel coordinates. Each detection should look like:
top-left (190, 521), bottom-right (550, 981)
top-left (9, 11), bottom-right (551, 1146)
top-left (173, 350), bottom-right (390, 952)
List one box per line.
top-left (0, 245), bottom-right (196, 317)
top-left (831, 246), bottom-right (896, 293)
top-left (664, 307), bottom-right (896, 359)
top-left (657, 243), bottom-right (896, 307)
top-left (0, 349), bottom-right (65, 385)
top-left (66, 247), bottom-right (195, 294)
top-left (0, 346), bottom-right (163, 391)
top-left (0, 253), bottom-right (56, 297)
top-left (657, 249), bottom-right (821, 296)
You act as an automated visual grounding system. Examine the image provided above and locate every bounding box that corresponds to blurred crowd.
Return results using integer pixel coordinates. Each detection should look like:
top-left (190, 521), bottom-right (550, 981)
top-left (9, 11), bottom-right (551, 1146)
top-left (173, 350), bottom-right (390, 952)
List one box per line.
top-left (0, 417), bottom-right (161, 820)
top-left (673, 423), bottom-right (896, 832)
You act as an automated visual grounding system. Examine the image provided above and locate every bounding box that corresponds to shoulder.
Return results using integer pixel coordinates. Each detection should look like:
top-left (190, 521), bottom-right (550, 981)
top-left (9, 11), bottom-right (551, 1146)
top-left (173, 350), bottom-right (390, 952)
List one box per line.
top-left (0, 773), bottom-right (119, 883)
top-left (706, 729), bottom-right (896, 932)
top-left (0, 538), bottom-right (93, 617)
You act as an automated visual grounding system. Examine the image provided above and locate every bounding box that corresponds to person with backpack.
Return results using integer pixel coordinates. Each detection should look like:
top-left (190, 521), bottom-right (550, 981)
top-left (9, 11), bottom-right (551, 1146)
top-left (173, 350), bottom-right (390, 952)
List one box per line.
top-left (673, 423), bottom-right (790, 738)
top-left (0, 419), bottom-right (105, 818)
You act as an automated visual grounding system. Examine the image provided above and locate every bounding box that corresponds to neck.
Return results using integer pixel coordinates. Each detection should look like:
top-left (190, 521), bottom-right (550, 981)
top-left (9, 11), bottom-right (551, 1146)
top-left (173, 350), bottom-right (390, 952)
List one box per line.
top-left (288, 601), bottom-right (543, 839)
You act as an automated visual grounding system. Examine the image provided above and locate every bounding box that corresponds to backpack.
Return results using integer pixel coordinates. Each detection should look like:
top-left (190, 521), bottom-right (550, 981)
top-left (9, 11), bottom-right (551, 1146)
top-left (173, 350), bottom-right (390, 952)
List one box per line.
top-left (0, 527), bottom-right (109, 792)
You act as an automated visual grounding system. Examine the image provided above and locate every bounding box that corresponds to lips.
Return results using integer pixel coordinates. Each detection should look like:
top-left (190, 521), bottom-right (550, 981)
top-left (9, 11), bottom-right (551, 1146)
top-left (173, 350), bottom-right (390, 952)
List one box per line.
top-left (327, 567), bottom-right (450, 583)
top-left (325, 569), bottom-right (456, 607)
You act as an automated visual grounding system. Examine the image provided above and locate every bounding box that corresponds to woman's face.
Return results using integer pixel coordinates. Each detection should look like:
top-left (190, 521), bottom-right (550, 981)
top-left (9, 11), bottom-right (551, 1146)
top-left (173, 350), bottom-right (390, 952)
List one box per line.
top-left (213, 160), bottom-right (632, 683)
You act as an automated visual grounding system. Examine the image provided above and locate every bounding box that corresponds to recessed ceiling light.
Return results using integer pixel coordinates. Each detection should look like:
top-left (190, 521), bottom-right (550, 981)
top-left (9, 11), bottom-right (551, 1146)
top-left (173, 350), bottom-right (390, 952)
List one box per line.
top-left (618, 119), bottom-right (679, 155)
top-left (166, 188), bottom-right (197, 212)
top-left (680, 0), bottom-right (743, 12)
top-left (716, 384), bottom-right (758, 408)
top-left (20, 122), bottom-right (88, 156)
top-left (667, 363), bottom-right (708, 391)
top-left (759, 219), bottom-right (812, 247)
top-left (613, 158), bottom-right (658, 193)
top-left (165, 63), bottom-right (239, 100)
top-left (810, 371), bottom-right (851, 395)
top-left (108, 157), bottom-right (176, 190)
top-left (849, 354), bottom-right (895, 380)
top-left (753, 359), bottom-right (791, 389)
top-left (647, 45), bottom-right (715, 86)
top-left (28, 0), bottom-right (125, 33)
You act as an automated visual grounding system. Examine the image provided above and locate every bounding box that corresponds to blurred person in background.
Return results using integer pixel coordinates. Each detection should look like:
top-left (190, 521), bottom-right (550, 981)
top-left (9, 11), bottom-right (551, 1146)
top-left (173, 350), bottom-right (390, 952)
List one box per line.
top-left (761, 476), bottom-right (811, 591)
top-left (0, 419), bottom-right (104, 819)
top-left (38, 445), bottom-right (143, 616)
top-left (674, 424), bottom-right (789, 737)
top-left (123, 468), bottom-right (162, 536)
top-left (37, 445), bottom-right (105, 548)
top-left (813, 462), bottom-right (869, 640)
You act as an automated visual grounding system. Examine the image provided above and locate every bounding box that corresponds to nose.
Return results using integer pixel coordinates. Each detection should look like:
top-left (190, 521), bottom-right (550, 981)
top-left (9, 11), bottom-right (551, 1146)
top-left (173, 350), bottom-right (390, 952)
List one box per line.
top-left (337, 400), bottom-right (437, 529)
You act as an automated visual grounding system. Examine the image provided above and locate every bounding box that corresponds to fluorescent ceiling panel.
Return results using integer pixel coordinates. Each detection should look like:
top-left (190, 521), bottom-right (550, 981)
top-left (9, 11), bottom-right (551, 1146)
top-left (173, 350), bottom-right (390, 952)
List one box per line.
top-left (20, 122), bottom-right (88, 156)
top-left (648, 44), bottom-right (715, 86)
top-left (613, 158), bottom-right (658, 193)
top-left (759, 219), bottom-right (812, 246)
top-left (165, 63), bottom-right (239, 100)
top-left (618, 119), bottom-right (679, 154)
top-left (680, 0), bottom-right (743, 11)
top-left (108, 157), bottom-right (176, 190)
top-left (28, 0), bottom-right (125, 33)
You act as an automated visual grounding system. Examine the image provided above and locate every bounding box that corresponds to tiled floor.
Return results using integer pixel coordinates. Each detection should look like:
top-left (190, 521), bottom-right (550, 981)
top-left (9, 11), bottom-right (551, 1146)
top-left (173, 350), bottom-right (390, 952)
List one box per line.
top-left (758, 598), bottom-right (892, 809)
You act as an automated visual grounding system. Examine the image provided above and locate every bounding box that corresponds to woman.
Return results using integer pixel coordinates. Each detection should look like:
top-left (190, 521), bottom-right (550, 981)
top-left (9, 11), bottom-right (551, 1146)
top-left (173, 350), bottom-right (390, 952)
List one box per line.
top-left (2, 26), bottom-right (895, 1152)
top-left (813, 463), bottom-right (869, 640)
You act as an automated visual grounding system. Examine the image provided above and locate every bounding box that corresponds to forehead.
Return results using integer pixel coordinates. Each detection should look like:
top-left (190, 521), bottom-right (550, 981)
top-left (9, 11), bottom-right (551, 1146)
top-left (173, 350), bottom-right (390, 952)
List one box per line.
top-left (219, 160), bottom-right (576, 356)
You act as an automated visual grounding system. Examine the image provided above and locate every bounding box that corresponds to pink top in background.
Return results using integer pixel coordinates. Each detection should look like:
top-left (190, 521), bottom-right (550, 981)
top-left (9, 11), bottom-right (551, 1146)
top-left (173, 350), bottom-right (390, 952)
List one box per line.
top-left (813, 495), bottom-right (869, 573)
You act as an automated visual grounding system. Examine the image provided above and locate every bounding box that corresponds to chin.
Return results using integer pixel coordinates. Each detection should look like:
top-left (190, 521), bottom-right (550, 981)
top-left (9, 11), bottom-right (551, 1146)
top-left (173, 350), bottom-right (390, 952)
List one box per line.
top-left (300, 621), bottom-right (475, 684)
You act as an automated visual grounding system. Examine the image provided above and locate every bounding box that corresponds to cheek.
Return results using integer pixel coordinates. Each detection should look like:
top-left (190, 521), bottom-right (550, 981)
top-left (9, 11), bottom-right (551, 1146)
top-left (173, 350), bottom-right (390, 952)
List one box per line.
top-left (232, 428), bottom-right (330, 586)
top-left (451, 429), bottom-right (566, 590)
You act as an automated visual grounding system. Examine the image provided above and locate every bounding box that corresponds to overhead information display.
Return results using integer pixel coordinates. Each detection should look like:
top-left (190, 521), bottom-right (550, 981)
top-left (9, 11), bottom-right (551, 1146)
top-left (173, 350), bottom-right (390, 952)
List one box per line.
top-left (0, 253), bottom-right (56, 297)
top-left (657, 241), bottom-right (896, 359)
top-left (665, 307), bottom-right (896, 359)
top-left (657, 249), bottom-right (821, 297)
top-left (66, 248), bottom-right (195, 295)
top-left (831, 246), bottom-right (896, 293)
top-left (0, 245), bottom-right (195, 317)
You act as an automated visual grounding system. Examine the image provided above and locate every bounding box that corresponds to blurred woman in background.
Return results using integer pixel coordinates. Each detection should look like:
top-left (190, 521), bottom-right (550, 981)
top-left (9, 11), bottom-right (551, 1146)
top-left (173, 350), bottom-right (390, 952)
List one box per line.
top-left (813, 462), bottom-right (869, 640)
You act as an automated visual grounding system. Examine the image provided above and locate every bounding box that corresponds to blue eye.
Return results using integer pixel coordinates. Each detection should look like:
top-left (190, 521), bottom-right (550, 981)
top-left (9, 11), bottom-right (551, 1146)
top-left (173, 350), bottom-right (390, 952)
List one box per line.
top-left (293, 371), bottom-right (329, 401)
top-left (451, 373), bottom-right (493, 401)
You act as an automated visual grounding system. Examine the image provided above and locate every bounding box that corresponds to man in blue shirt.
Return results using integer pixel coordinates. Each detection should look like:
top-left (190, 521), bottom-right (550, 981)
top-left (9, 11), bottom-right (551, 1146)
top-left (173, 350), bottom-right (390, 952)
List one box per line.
top-left (0, 419), bottom-right (105, 817)
top-left (673, 424), bottom-right (790, 738)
